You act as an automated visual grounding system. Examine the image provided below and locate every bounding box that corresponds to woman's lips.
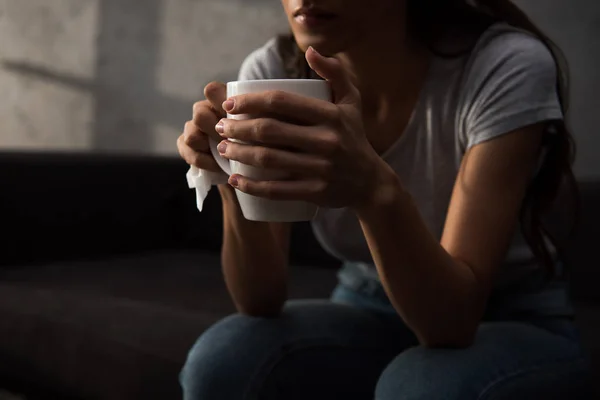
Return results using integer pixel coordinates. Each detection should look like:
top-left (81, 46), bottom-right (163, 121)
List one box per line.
top-left (293, 9), bottom-right (337, 28)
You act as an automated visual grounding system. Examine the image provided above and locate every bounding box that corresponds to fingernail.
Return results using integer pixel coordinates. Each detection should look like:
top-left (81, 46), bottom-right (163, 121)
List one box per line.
top-left (223, 99), bottom-right (234, 112)
top-left (215, 119), bottom-right (225, 134)
top-left (229, 175), bottom-right (239, 187)
top-left (217, 140), bottom-right (227, 154)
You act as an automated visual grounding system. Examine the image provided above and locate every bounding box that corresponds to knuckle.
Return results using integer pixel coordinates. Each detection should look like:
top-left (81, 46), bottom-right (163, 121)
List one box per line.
top-left (257, 180), bottom-right (274, 198)
top-left (314, 180), bottom-right (328, 194)
top-left (193, 104), bottom-right (212, 125)
top-left (222, 120), bottom-right (234, 137)
top-left (252, 119), bottom-right (272, 141)
top-left (193, 107), bottom-right (215, 128)
top-left (233, 96), bottom-right (245, 111)
top-left (196, 105), bottom-right (212, 120)
top-left (183, 122), bottom-right (198, 145)
top-left (203, 81), bottom-right (223, 98)
top-left (255, 147), bottom-right (272, 167)
top-left (192, 101), bottom-right (205, 116)
top-left (266, 90), bottom-right (286, 108)
top-left (176, 134), bottom-right (186, 151)
top-left (264, 182), bottom-right (276, 199)
top-left (326, 131), bottom-right (342, 147)
top-left (322, 132), bottom-right (341, 154)
top-left (329, 106), bottom-right (343, 124)
top-left (191, 153), bottom-right (205, 168)
top-left (321, 160), bottom-right (335, 177)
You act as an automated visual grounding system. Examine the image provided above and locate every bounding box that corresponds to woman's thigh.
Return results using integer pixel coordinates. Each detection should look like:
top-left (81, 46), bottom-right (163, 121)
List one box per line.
top-left (180, 299), bottom-right (417, 400)
top-left (376, 320), bottom-right (591, 400)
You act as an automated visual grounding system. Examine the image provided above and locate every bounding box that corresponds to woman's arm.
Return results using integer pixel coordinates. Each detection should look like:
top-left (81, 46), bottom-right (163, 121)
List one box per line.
top-left (219, 184), bottom-right (290, 317)
top-left (355, 124), bottom-right (544, 347)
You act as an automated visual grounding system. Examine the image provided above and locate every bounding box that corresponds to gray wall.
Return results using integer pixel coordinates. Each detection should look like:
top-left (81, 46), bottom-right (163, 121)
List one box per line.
top-left (0, 0), bottom-right (288, 155)
top-left (0, 0), bottom-right (598, 177)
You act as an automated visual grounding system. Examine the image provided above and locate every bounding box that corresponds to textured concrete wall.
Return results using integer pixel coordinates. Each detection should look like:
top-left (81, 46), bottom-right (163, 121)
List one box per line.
top-left (0, 0), bottom-right (288, 155)
top-left (0, 0), bottom-right (598, 177)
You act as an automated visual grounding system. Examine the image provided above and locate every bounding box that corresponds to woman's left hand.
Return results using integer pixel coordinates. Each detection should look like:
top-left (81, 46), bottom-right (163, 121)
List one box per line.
top-left (215, 47), bottom-right (390, 210)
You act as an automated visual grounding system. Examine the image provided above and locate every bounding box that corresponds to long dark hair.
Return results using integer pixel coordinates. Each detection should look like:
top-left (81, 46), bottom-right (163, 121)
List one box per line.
top-left (276, 0), bottom-right (580, 279)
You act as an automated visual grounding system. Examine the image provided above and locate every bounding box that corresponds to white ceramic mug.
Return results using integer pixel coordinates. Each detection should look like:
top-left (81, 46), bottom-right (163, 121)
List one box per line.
top-left (209, 79), bottom-right (331, 222)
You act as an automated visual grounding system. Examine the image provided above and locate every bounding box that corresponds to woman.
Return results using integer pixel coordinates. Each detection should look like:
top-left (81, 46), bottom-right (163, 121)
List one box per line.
top-left (177, 0), bottom-right (591, 398)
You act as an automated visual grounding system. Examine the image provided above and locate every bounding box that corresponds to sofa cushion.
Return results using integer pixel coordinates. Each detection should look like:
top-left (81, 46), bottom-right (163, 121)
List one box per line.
top-left (0, 250), bottom-right (338, 399)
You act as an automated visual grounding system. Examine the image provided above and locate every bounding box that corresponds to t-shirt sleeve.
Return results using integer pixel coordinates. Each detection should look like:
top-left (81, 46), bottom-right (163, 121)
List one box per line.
top-left (237, 38), bottom-right (288, 81)
top-left (461, 29), bottom-right (563, 150)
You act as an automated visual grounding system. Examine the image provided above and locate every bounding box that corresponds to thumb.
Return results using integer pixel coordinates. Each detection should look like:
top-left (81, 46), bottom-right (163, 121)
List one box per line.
top-left (305, 46), bottom-right (359, 105)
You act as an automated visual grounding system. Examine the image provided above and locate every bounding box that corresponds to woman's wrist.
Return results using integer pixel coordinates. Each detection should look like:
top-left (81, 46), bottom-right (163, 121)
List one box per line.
top-left (217, 183), bottom-right (238, 205)
top-left (218, 184), bottom-right (248, 223)
top-left (352, 158), bottom-right (409, 218)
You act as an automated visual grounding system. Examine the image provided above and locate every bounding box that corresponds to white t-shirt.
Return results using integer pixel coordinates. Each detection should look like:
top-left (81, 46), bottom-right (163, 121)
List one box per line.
top-left (237, 23), bottom-right (563, 287)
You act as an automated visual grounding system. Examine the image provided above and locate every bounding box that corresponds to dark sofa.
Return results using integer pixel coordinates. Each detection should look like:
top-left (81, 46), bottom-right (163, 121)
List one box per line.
top-left (0, 151), bottom-right (597, 399)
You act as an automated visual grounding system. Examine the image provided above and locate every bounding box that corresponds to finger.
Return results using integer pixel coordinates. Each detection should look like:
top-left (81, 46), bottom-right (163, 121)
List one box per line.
top-left (218, 140), bottom-right (331, 176)
top-left (305, 46), bottom-right (360, 106)
top-left (204, 81), bottom-right (227, 117)
top-left (183, 121), bottom-right (209, 152)
top-left (224, 90), bottom-right (338, 125)
top-left (177, 134), bottom-right (221, 172)
top-left (192, 101), bottom-right (222, 142)
top-left (217, 117), bottom-right (339, 155)
top-left (230, 174), bottom-right (324, 202)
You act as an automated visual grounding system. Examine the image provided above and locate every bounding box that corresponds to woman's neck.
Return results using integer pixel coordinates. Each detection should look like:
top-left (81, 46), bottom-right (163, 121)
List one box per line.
top-left (335, 28), bottom-right (430, 120)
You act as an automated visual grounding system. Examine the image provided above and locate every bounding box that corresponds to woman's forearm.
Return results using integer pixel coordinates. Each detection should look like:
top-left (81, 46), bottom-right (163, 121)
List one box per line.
top-left (218, 185), bottom-right (289, 317)
top-left (355, 172), bottom-right (486, 348)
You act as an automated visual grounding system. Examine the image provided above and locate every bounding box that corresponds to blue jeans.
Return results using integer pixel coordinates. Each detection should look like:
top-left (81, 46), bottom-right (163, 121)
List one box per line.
top-left (180, 265), bottom-right (591, 399)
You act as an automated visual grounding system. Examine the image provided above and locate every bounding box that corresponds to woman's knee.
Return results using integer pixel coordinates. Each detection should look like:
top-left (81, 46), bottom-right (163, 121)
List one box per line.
top-left (375, 346), bottom-right (460, 400)
top-left (180, 312), bottom-right (287, 399)
top-left (375, 323), bottom-right (590, 400)
top-left (180, 301), bottom-right (332, 399)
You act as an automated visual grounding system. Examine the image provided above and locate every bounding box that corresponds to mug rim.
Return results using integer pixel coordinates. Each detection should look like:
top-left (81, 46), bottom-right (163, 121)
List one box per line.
top-left (227, 79), bottom-right (325, 84)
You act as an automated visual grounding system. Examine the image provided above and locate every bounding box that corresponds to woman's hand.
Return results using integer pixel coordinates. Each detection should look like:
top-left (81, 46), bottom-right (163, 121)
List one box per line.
top-left (215, 47), bottom-right (390, 210)
top-left (177, 82), bottom-right (227, 173)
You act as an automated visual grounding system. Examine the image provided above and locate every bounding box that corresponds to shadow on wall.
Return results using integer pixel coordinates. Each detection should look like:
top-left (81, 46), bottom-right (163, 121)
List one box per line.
top-left (1, 0), bottom-right (243, 153)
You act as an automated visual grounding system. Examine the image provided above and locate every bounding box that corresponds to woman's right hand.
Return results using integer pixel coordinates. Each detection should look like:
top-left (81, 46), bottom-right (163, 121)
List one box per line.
top-left (177, 82), bottom-right (227, 173)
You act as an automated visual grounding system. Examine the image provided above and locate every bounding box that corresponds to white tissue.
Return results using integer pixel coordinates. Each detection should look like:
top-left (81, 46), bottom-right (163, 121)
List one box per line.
top-left (186, 166), bottom-right (229, 212)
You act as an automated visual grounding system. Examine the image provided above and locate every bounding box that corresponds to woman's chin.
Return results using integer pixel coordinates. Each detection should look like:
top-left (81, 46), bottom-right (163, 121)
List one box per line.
top-left (296, 38), bottom-right (341, 57)
top-left (295, 29), bottom-right (350, 54)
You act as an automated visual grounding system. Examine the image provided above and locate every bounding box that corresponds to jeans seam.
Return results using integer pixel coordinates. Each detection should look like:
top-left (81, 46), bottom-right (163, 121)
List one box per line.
top-left (477, 356), bottom-right (589, 400)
